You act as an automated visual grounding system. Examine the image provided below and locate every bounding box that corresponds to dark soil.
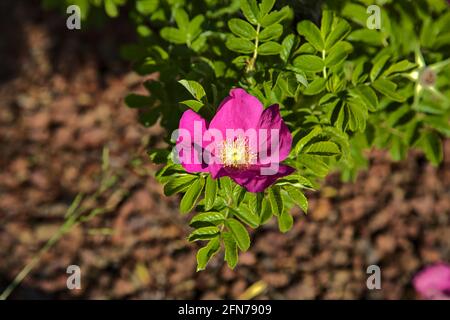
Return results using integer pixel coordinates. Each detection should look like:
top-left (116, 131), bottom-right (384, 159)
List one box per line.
top-left (0, 0), bottom-right (449, 300)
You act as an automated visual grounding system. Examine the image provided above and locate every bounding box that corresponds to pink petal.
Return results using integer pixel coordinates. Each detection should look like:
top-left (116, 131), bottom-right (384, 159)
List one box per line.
top-left (257, 104), bottom-right (292, 164)
top-left (176, 109), bottom-right (209, 173)
top-left (209, 88), bottom-right (264, 136)
top-left (229, 164), bottom-right (295, 193)
top-left (413, 263), bottom-right (450, 299)
top-left (208, 163), bottom-right (227, 179)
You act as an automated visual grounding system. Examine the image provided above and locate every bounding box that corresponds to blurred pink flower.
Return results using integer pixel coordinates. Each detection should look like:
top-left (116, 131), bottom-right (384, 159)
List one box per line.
top-left (413, 263), bottom-right (450, 300)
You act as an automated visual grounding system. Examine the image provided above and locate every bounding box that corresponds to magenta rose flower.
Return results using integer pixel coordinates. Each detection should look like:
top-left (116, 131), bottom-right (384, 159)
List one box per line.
top-left (176, 88), bottom-right (294, 192)
top-left (413, 263), bottom-right (450, 300)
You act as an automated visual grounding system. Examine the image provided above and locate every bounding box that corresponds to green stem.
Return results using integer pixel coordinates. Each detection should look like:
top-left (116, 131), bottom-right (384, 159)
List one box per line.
top-left (246, 24), bottom-right (261, 73)
top-left (322, 50), bottom-right (327, 78)
top-left (379, 122), bottom-right (406, 140)
top-left (0, 148), bottom-right (118, 300)
top-left (0, 208), bottom-right (80, 300)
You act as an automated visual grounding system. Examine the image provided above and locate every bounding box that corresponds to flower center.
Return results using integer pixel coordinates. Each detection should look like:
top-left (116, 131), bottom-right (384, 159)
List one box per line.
top-left (219, 136), bottom-right (256, 169)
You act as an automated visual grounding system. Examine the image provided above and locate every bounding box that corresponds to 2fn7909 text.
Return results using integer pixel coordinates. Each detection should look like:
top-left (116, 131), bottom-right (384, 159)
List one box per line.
top-left (222, 304), bottom-right (271, 315)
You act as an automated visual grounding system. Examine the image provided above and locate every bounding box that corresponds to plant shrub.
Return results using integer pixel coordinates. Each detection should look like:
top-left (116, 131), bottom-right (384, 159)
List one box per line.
top-left (45, 0), bottom-right (450, 270)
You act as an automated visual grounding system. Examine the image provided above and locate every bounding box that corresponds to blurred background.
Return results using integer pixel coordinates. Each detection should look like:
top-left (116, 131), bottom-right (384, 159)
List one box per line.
top-left (0, 0), bottom-right (449, 299)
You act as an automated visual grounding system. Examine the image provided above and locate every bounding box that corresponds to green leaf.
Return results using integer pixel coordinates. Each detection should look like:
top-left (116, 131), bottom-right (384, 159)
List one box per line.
top-left (433, 32), bottom-right (450, 48)
top-left (259, 197), bottom-right (272, 224)
top-left (324, 42), bottom-right (351, 67)
top-left (280, 34), bottom-right (296, 63)
top-left (136, 0), bottom-right (159, 15)
top-left (188, 226), bottom-right (220, 241)
top-left (156, 163), bottom-right (185, 181)
top-left (386, 104), bottom-right (412, 127)
top-left (294, 126), bottom-right (322, 154)
top-left (180, 99), bottom-right (204, 112)
top-left (304, 141), bottom-right (341, 156)
top-left (226, 36), bottom-right (255, 54)
top-left (137, 25), bottom-right (152, 37)
top-left (268, 186), bottom-right (283, 216)
top-left (297, 20), bottom-right (324, 51)
top-left (180, 177), bottom-right (205, 214)
top-left (389, 135), bottom-right (407, 161)
top-left (261, 6), bottom-right (290, 27)
top-left (222, 232), bottom-right (238, 269)
top-left (372, 78), bottom-right (405, 102)
top-left (259, 0), bottom-right (275, 16)
top-left (229, 205), bottom-right (259, 228)
top-left (370, 53), bottom-right (390, 81)
top-left (259, 24), bottom-right (283, 42)
top-left (228, 18), bottom-right (257, 40)
top-left (324, 19), bottom-right (351, 50)
top-left (219, 177), bottom-right (234, 197)
top-left (190, 211), bottom-right (225, 228)
top-left (204, 176), bottom-right (217, 211)
top-left (125, 94), bottom-right (153, 108)
top-left (296, 43), bottom-right (316, 54)
top-left (420, 17), bottom-right (437, 48)
top-left (341, 2), bottom-right (367, 26)
top-left (225, 218), bottom-right (250, 251)
top-left (303, 78), bottom-right (326, 95)
top-left (258, 41), bottom-right (281, 55)
top-left (348, 29), bottom-right (385, 46)
top-left (351, 85), bottom-right (378, 112)
top-left (424, 116), bottom-right (450, 137)
top-left (148, 148), bottom-right (169, 164)
top-left (160, 27), bottom-right (186, 44)
top-left (321, 10), bottom-right (334, 39)
top-left (298, 154), bottom-right (329, 177)
top-left (178, 79), bottom-right (206, 101)
top-left (138, 110), bottom-right (159, 128)
top-left (285, 186), bottom-right (308, 213)
top-left (383, 60), bottom-right (416, 77)
top-left (277, 210), bottom-right (293, 233)
top-left (247, 192), bottom-right (260, 213)
top-left (196, 237), bottom-right (220, 271)
top-left (240, 0), bottom-right (259, 25)
top-left (293, 55), bottom-right (324, 72)
top-left (419, 131), bottom-right (443, 166)
top-left (430, 58), bottom-right (450, 73)
top-left (352, 59), bottom-right (366, 85)
top-left (232, 55), bottom-right (249, 68)
top-left (346, 99), bottom-right (367, 132)
top-left (191, 33), bottom-right (207, 51)
top-left (157, 161), bottom-right (183, 174)
top-left (188, 15), bottom-right (205, 41)
top-left (174, 8), bottom-right (189, 30)
top-left (295, 72), bottom-right (308, 87)
top-left (104, 0), bottom-right (118, 17)
top-left (276, 174), bottom-right (315, 190)
top-left (164, 175), bottom-right (197, 196)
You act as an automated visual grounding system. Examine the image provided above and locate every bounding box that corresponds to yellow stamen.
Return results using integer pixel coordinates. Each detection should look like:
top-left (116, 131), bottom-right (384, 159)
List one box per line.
top-left (219, 136), bottom-right (256, 169)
